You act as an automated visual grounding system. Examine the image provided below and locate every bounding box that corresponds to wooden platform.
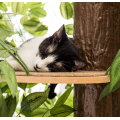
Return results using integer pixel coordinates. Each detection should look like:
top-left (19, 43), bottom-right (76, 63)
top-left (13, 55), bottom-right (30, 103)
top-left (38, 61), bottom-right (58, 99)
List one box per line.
top-left (2, 71), bottom-right (110, 84)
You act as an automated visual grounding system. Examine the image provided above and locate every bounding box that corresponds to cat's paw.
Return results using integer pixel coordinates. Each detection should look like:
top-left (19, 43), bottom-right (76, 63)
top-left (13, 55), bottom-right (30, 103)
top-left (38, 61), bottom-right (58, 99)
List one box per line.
top-left (48, 92), bottom-right (57, 99)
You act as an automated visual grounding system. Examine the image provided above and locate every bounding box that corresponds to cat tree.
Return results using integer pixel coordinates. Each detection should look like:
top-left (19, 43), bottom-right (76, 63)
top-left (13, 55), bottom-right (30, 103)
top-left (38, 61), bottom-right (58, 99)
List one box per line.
top-left (73, 2), bottom-right (120, 117)
top-left (2, 2), bottom-right (120, 117)
top-left (2, 71), bottom-right (109, 84)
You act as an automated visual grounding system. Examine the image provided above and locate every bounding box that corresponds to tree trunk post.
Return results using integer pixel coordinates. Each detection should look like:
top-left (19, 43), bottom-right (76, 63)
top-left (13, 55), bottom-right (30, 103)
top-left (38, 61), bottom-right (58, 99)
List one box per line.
top-left (73, 2), bottom-right (120, 117)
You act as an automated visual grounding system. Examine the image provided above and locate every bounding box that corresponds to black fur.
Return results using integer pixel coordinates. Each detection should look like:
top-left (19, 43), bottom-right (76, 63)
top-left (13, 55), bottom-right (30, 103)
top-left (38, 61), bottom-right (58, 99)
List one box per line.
top-left (38, 25), bottom-right (87, 73)
top-left (48, 84), bottom-right (57, 99)
top-left (38, 25), bottom-right (87, 99)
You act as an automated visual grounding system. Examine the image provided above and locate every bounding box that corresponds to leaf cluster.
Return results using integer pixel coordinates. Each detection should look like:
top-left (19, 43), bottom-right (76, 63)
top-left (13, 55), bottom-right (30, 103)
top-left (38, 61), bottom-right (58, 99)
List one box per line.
top-left (0, 2), bottom-right (75, 117)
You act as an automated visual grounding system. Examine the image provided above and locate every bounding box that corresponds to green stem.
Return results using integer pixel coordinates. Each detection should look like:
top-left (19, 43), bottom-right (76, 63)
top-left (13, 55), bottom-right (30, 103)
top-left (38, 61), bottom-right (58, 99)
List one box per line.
top-left (105, 66), bottom-right (111, 75)
top-left (11, 49), bottom-right (29, 76)
top-left (16, 109), bottom-right (22, 117)
top-left (0, 40), bottom-right (29, 76)
top-left (0, 49), bottom-right (13, 57)
top-left (2, 13), bottom-right (17, 15)
top-left (42, 109), bottom-right (50, 117)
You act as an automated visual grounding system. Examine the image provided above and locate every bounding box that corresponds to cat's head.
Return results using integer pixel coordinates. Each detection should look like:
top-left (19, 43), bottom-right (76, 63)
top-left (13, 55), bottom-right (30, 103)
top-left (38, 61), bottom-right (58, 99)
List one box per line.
top-left (34, 25), bottom-right (87, 72)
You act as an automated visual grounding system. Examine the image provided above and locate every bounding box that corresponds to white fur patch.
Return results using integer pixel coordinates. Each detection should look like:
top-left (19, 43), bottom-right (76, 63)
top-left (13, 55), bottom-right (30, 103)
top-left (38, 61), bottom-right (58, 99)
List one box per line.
top-left (17, 37), bottom-right (46, 71)
top-left (34, 55), bottom-right (56, 72)
top-left (2, 37), bottom-right (46, 71)
top-left (0, 58), bottom-right (4, 61)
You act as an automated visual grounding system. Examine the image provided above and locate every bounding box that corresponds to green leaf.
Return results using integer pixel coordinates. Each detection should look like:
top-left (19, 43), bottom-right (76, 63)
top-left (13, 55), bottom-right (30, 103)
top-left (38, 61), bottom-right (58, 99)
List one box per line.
top-left (65, 24), bottom-right (73, 35)
top-left (16, 107), bottom-right (22, 114)
top-left (34, 25), bottom-right (48, 37)
top-left (110, 53), bottom-right (120, 92)
top-left (44, 83), bottom-right (49, 91)
top-left (5, 95), bottom-right (17, 117)
top-left (21, 88), bottom-right (50, 112)
top-left (22, 2), bottom-right (45, 15)
top-left (5, 2), bottom-right (12, 6)
top-left (55, 87), bottom-right (73, 107)
top-left (4, 87), bottom-right (10, 93)
top-left (106, 49), bottom-right (120, 76)
top-left (99, 49), bottom-right (120, 100)
top-left (1, 85), bottom-right (9, 93)
top-left (22, 17), bottom-right (40, 34)
top-left (0, 27), bottom-right (13, 41)
top-left (20, 92), bottom-right (26, 104)
top-left (20, 15), bottom-right (29, 25)
top-left (0, 39), bottom-right (29, 76)
top-left (0, 71), bottom-right (2, 83)
top-left (11, 2), bottom-right (26, 14)
top-left (60, 2), bottom-right (73, 20)
top-left (43, 99), bottom-right (54, 109)
top-left (64, 100), bottom-right (73, 108)
top-left (99, 83), bottom-right (110, 101)
top-left (99, 79), bottom-right (120, 101)
top-left (30, 7), bottom-right (47, 18)
top-left (113, 49), bottom-right (120, 59)
top-left (0, 49), bottom-right (10, 58)
top-left (21, 17), bottom-right (48, 36)
top-left (10, 40), bottom-right (16, 47)
top-left (64, 93), bottom-right (73, 108)
top-left (0, 2), bottom-right (3, 5)
top-left (18, 83), bottom-right (27, 90)
top-left (17, 2), bottom-right (26, 15)
top-left (4, 40), bottom-right (16, 48)
top-left (105, 50), bottom-right (120, 76)
top-left (0, 88), bottom-right (8, 117)
top-left (0, 88), bottom-right (2, 107)
top-left (31, 107), bottom-right (48, 117)
top-left (0, 16), bottom-right (14, 31)
top-left (24, 2), bottom-right (44, 9)
top-left (0, 13), bottom-right (2, 19)
top-left (26, 83), bottom-right (38, 88)
top-left (16, 90), bottom-right (20, 106)
top-left (0, 82), bottom-right (7, 88)
top-left (0, 40), bottom-right (18, 58)
top-left (42, 83), bottom-right (48, 85)
top-left (28, 88), bottom-right (31, 94)
top-left (45, 98), bottom-right (56, 108)
top-left (0, 3), bottom-right (8, 11)
top-left (0, 61), bottom-right (17, 97)
top-left (65, 84), bottom-right (72, 89)
top-left (50, 105), bottom-right (75, 117)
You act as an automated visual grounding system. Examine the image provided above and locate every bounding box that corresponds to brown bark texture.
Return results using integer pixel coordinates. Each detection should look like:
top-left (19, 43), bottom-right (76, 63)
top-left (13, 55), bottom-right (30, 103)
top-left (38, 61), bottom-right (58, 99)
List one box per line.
top-left (73, 2), bottom-right (120, 117)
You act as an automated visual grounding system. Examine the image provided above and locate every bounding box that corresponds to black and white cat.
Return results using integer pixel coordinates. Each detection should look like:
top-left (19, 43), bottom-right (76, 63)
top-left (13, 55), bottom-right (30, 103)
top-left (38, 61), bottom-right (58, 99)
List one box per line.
top-left (0, 25), bottom-right (87, 99)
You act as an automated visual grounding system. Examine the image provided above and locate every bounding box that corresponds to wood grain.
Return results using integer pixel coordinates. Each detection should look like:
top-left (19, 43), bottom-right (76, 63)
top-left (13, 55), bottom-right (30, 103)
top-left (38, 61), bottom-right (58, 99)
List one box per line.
top-left (73, 2), bottom-right (120, 117)
top-left (15, 71), bottom-right (106, 77)
top-left (2, 75), bottom-right (110, 84)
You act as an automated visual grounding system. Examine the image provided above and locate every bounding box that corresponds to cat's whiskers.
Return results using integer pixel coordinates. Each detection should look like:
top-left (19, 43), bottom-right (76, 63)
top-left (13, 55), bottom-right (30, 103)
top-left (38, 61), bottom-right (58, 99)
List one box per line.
top-left (60, 64), bottom-right (68, 72)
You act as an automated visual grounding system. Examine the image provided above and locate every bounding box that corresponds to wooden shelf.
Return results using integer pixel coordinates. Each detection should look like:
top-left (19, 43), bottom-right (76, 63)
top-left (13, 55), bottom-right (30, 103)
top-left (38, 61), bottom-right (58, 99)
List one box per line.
top-left (2, 71), bottom-right (110, 84)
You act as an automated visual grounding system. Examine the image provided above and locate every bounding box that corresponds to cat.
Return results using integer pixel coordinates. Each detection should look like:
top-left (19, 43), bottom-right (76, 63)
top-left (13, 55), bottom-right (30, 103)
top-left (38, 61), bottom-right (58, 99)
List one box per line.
top-left (0, 25), bottom-right (87, 99)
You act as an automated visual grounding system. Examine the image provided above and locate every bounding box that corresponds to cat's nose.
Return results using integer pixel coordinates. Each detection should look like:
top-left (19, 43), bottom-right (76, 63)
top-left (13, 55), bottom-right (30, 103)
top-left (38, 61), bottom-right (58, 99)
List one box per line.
top-left (36, 64), bottom-right (41, 69)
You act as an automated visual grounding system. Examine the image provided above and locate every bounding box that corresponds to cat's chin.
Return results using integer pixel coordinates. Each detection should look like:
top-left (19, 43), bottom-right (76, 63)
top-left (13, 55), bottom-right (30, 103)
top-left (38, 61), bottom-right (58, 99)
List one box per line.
top-left (48, 92), bottom-right (57, 99)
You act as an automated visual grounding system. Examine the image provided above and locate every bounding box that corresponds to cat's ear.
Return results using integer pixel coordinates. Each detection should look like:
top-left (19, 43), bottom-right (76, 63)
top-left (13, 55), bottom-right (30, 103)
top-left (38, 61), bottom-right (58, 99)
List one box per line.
top-left (52, 24), bottom-right (67, 43)
top-left (71, 57), bottom-right (87, 71)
